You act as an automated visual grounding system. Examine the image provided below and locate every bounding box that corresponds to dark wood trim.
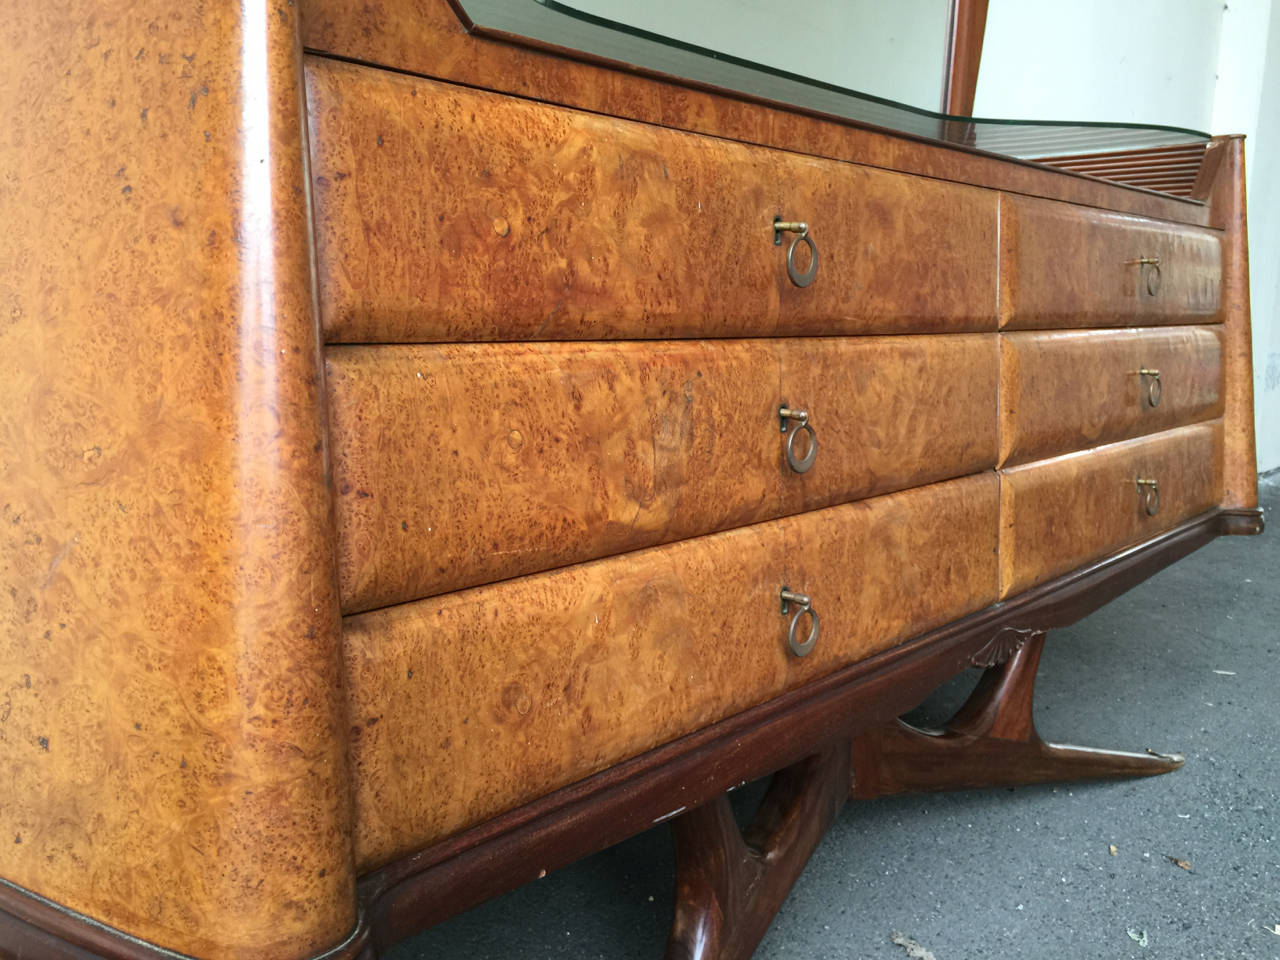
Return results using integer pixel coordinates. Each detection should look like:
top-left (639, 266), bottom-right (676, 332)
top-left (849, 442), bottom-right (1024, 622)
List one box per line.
top-left (0, 506), bottom-right (1261, 959)
top-left (1219, 506), bottom-right (1265, 535)
top-left (944, 0), bottom-right (989, 116)
top-left (0, 878), bottom-right (373, 960)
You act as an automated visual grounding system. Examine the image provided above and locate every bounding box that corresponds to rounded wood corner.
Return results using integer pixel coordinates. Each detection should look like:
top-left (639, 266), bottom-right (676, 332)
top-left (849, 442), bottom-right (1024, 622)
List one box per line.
top-left (0, 879), bottom-right (375, 960)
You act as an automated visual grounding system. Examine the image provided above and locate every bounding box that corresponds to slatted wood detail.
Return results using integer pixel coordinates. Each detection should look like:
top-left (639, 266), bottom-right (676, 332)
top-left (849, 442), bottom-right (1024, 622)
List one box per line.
top-left (1033, 143), bottom-right (1209, 198)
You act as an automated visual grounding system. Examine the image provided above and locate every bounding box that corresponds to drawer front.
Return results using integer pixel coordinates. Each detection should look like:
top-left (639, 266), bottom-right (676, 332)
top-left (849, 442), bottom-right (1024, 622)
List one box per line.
top-left (1000, 326), bottom-right (1224, 466)
top-left (1000, 195), bottom-right (1221, 329)
top-left (307, 59), bottom-right (998, 344)
top-left (327, 336), bottom-right (998, 613)
top-left (999, 421), bottom-right (1223, 597)
top-left (343, 474), bottom-right (998, 870)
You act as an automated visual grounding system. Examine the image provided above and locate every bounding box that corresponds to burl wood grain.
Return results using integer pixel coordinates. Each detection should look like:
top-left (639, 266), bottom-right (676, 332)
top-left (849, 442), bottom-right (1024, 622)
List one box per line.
top-left (306, 59), bottom-right (999, 343)
top-left (326, 336), bottom-right (997, 613)
top-left (0, 2), bottom-right (356, 957)
top-left (342, 474), bottom-right (998, 871)
top-left (299, 0), bottom-right (1212, 227)
top-left (1195, 137), bottom-right (1259, 510)
top-left (1000, 195), bottom-right (1221, 329)
top-left (999, 422), bottom-right (1224, 597)
top-left (999, 326), bottom-right (1224, 466)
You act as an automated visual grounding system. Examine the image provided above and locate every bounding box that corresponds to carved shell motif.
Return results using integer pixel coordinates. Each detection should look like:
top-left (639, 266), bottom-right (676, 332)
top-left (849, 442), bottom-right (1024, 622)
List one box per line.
top-left (969, 627), bottom-right (1041, 668)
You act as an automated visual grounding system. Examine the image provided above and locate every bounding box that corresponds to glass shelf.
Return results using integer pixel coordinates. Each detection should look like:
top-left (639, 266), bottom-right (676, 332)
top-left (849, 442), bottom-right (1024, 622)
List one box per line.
top-left (455, 0), bottom-right (1210, 160)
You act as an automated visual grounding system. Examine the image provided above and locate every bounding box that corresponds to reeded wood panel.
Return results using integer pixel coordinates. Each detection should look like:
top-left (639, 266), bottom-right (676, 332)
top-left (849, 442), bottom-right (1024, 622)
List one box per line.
top-left (1000, 326), bottom-right (1224, 466)
top-left (306, 59), bottom-right (998, 343)
top-left (1000, 195), bottom-right (1221, 329)
top-left (999, 421), bottom-right (1223, 597)
top-left (342, 474), bottom-right (999, 870)
top-left (327, 336), bottom-right (998, 613)
top-left (1034, 143), bottom-right (1210, 198)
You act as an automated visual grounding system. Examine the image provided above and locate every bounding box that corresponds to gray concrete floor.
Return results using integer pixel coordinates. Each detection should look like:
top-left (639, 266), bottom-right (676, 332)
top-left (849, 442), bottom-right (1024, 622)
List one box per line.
top-left (389, 477), bottom-right (1278, 960)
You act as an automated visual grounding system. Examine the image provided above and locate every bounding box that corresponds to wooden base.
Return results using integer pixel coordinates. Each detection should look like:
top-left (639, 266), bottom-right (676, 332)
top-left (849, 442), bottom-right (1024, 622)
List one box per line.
top-left (667, 745), bottom-right (849, 960)
top-left (850, 631), bottom-right (1182, 799)
top-left (664, 628), bottom-right (1186, 959)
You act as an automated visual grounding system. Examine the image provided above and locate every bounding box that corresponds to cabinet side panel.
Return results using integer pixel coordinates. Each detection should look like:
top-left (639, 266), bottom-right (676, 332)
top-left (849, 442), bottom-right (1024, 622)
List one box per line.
top-left (1199, 137), bottom-right (1259, 509)
top-left (0, 2), bottom-right (356, 957)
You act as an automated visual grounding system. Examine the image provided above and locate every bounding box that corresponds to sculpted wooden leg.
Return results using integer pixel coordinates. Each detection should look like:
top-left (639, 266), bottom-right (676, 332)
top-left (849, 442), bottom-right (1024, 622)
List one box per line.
top-left (666, 744), bottom-right (849, 960)
top-left (851, 631), bottom-right (1184, 799)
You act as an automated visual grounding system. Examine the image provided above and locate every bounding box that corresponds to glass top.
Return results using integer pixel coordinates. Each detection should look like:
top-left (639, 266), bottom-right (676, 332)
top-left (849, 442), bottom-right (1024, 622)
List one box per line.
top-left (456, 0), bottom-right (1210, 160)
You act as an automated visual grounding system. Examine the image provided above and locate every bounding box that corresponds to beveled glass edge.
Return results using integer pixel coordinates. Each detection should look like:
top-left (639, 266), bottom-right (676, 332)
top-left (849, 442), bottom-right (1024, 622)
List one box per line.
top-left (456, 0), bottom-right (1210, 159)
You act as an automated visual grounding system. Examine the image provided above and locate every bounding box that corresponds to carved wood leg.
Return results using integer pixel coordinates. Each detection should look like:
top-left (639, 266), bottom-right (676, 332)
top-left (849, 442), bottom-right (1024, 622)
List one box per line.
top-left (665, 744), bottom-right (850, 960)
top-left (850, 630), bottom-right (1185, 799)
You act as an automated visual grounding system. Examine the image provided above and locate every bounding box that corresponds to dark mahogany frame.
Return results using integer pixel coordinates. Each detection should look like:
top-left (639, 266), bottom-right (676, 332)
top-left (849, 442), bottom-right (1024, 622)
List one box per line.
top-left (0, 506), bottom-right (1262, 959)
top-left (944, 0), bottom-right (990, 116)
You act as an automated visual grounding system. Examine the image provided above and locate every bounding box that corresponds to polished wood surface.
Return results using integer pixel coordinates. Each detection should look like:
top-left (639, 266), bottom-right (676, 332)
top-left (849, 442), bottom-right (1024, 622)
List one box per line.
top-left (0, 2), bottom-right (358, 957)
top-left (306, 60), bottom-right (999, 343)
top-left (999, 326), bottom-right (1224, 466)
top-left (1195, 137), bottom-right (1260, 510)
top-left (999, 422), bottom-right (1224, 597)
top-left (341, 474), bottom-right (997, 871)
top-left (326, 336), bottom-right (997, 612)
top-left (1000, 195), bottom-right (1221, 329)
top-left (299, 0), bottom-right (1212, 226)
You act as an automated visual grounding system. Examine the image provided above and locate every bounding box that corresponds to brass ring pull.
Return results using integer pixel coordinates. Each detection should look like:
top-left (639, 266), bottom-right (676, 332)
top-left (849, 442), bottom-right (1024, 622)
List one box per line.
top-left (1139, 368), bottom-right (1162, 407)
top-left (1146, 262), bottom-right (1162, 296)
top-left (781, 587), bottom-right (819, 657)
top-left (774, 219), bottom-right (819, 288)
top-left (1129, 256), bottom-right (1162, 296)
top-left (779, 405), bottom-right (817, 473)
top-left (1137, 478), bottom-right (1160, 517)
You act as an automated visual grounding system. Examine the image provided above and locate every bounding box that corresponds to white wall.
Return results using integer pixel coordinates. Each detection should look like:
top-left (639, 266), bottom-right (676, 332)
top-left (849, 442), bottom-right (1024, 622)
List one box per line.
top-left (567, 0), bottom-right (953, 111)
top-left (976, 0), bottom-right (1279, 475)
top-left (974, 0), bottom-right (1224, 129)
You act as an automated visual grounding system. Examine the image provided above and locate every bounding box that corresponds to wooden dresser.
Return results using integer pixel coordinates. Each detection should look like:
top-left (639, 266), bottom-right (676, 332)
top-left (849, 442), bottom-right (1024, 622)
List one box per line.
top-left (0, 2), bottom-right (1262, 958)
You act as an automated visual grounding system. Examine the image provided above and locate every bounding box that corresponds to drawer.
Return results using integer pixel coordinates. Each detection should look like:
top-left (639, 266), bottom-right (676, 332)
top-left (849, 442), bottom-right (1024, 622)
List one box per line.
top-left (999, 421), bottom-right (1223, 597)
top-left (342, 473), bottom-right (998, 869)
top-left (306, 58), bottom-right (998, 343)
top-left (1000, 195), bottom-right (1221, 329)
top-left (1000, 326), bottom-right (1224, 466)
top-left (327, 336), bottom-right (998, 613)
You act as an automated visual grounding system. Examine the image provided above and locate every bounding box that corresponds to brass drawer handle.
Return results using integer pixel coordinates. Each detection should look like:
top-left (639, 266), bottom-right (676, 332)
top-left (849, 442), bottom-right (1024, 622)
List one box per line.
top-left (774, 218), bottom-right (819, 288)
top-left (779, 405), bottom-right (817, 473)
top-left (780, 587), bottom-right (820, 657)
top-left (1136, 478), bottom-right (1160, 516)
top-left (1128, 256), bottom-right (1162, 296)
top-left (1138, 368), bottom-right (1162, 407)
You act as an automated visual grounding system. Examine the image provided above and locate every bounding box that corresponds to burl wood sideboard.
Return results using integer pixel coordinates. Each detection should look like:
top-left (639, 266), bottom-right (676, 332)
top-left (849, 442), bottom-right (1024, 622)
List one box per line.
top-left (0, 2), bottom-right (1264, 958)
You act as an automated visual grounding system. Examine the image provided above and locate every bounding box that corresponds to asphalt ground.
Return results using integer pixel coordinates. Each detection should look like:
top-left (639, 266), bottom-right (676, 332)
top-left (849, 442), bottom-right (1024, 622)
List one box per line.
top-left (389, 475), bottom-right (1279, 960)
